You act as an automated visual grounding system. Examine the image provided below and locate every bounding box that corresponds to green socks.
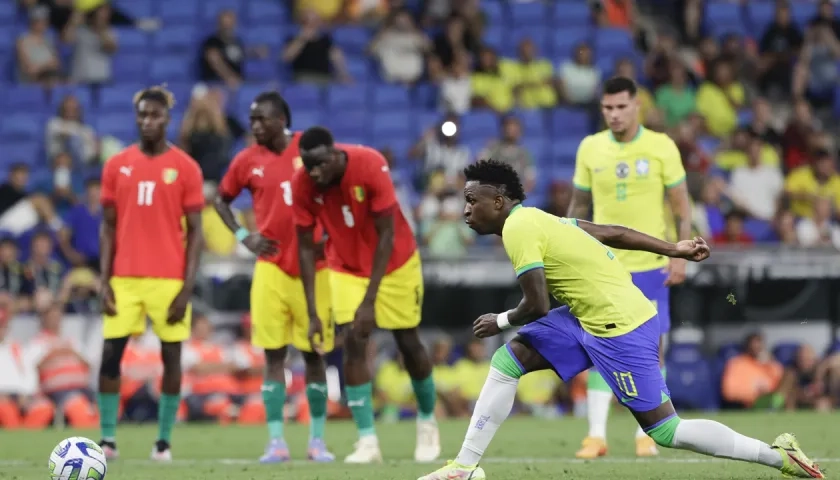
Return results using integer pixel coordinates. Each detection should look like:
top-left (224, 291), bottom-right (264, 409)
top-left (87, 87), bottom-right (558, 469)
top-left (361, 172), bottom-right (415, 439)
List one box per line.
top-left (157, 394), bottom-right (180, 442)
top-left (97, 392), bottom-right (119, 441)
top-left (306, 383), bottom-right (328, 440)
top-left (263, 380), bottom-right (287, 440)
top-left (587, 369), bottom-right (613, 392)
top-left (345, 383), bottom-right (376, 437)
top-left (411, 375), bottom-right (436, 421)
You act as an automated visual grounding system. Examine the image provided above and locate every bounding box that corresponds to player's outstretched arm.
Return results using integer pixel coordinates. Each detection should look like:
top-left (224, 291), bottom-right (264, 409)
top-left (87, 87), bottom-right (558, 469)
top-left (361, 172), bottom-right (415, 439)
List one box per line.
top-left (576, 219), bottom-right (711, 262)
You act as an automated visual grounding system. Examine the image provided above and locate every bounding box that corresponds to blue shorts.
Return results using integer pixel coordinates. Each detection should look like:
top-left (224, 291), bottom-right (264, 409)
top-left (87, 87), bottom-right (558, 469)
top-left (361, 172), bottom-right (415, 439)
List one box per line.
top-left (515, 307), bottom-right (670, 413)
top-left (631, 268), bottom-right (670, 335)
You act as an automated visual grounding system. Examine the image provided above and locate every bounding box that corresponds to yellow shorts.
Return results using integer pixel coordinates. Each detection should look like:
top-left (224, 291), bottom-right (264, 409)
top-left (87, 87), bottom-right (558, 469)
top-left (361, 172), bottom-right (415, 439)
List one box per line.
top-left (104, 277), bottom-right (191, 343)
top-left (250, 261), bottom-right (333, 352)
top-left (330, 251), bottom-right (423, 330)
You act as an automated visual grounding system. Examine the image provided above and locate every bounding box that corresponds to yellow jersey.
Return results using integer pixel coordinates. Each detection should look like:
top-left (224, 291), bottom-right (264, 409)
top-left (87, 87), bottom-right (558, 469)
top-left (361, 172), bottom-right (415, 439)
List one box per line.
top-left (572, 127), bottom-right (686, 273)
top-left (502, 206), bottom-right (656, 337)
top-left (784, 166), bottom-right (840, 218)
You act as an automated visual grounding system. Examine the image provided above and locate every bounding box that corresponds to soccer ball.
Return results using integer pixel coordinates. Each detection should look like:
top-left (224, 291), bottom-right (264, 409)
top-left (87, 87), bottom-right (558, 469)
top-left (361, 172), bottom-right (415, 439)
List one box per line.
top-left (48, 436), bottom-right (107, 480)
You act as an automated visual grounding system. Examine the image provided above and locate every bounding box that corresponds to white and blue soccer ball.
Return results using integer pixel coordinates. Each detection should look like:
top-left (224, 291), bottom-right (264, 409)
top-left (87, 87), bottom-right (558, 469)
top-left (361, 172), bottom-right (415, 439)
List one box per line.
top-left (49, 436), bottom-right (107, 480)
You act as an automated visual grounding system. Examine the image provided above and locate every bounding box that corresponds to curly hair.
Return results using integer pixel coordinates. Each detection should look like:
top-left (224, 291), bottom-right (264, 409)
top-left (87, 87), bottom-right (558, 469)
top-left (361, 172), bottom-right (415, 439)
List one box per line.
top-left (133, 85), bottom-right (176, 110)
top-left (463, 159), bottom-right (526, 202)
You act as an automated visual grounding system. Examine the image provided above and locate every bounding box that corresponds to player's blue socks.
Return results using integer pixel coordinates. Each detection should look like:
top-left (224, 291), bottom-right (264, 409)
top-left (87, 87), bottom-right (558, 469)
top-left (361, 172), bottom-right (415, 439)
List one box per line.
top-left (411, 376), bottom-right (436, 421)
top-left (345, 383), bottom-right (376, 437)
top-left (587, 369), bottom-right (613, 393)
top-left (306, 382), bottom-right (328, 440)
top-left (263, 380), bottom-right (287, 440)
top-left (157, 393), bottom-right (180, 442)
top-left (97, 392), bottom-right (119, 441)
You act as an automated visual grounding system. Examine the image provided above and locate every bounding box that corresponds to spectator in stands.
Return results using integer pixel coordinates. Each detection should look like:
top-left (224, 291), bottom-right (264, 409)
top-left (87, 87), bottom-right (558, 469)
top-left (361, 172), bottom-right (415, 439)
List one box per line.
top-left (182, 314), bottom-right (238, 423)
top-left (719, 33), bottom-right (758, 84)
top-left (380, 148), bottom-right (418, 234)
top-left (57, 177), bottom-right (100, 270)
top-left (656, 62), bottom-right (696, 128)
top-left (593, 0), bottom-right (635, 30)
top-left (0, 164), bottom-right (30, 217)
top-left (27, 304), bottom-right (98, 427)
top-left (749, 98), bottom-right (783, 147)
top-left (17, 195), bottom-right (63, 263)
top-left (614, 58), bottom-right (657, 126)
top-left (42, 152), bottom-right (84, 215)
top-left (501, 38), bottom-right (557, 110)
top-left (776, 210), bottom-right (799, 245)
top-left (784, 148), bottom-right (840, 219)
top-left (0, 310), bottom-right (55, 429)
top-left (231, 314), bottom-right (266, 425)
top-left (451, 340), bottom-right (490, 409)
top-left (46, 95), bottom-right (98, 166)
top-left (721, 332), bottom-right (784, 409)
top-left (694, 36), bottom-right (719, 79)
top-left (431, 15), bottom-right (477, 70)
top-left (430, 338), bottom-right (461, 417)
top-left (199, 10), bottom-right (267, 88)
top-left (369, 9), bottom-right (430, 85)
top-left (421, 0), bottom-right (453, 28)
top-left (410, 115), bottom-right (471, 187)
top-left (67, 3), bottom-right (117, 85)
top-left (645, 31), bottom-right (682, 89)
top-left (796, 196), bottom-right (840, 248)
top-left (0, 238), bottom-right (32, 313)
top-left (692, 176), bottom-right (727, 238)
top-left (119, 332), bottom-right (162, 422)
top-left (792, 23), bottom-right (840, 108)
top-left (516, 369), bottom-right (564, 418)
top-left (419, 190), bottom-right (474, 258)
top-left (728, 136), bottom-right (784, 222)
top-left (713, 211), bottom-right (754, 245)
top-left (674, 120), bottom-right (711, 175)
top-left (345, 0), bottom-right (390, 25)
top-left (782, 100), bottom-right (817, 171)
top-left (471, 46), bottom-right (513, 113)
top-left (25, 231), bottom-right (65, 298)
top-left (715, 127), bottom-right (780, 171)
top-left (757, 2), bottom-right (802, 97)
top-left (282, 9), bottom-right (351, 85)
top-left (16, 6), bottom-right (61, 85)
top-left (542, 180), bottom-right (572, 218)
top-left (557, 42), bottom-right (600, 107)
top-left (696, 59), bottom-right (744, 138)
top-left (437, 50), bottom-right (472, 115)
top-left (179, 87), bottom-right (231, 183)
top-left (779, 344), bottom-right (833, 411)
top-left (375, 352), bottom-right (416, 420)
top-left (295, 0), bottom-right (342, 23)
top-left (478, 116), bottom-right (535, 192)
top-left (810, 0), bottom-right (840, 39)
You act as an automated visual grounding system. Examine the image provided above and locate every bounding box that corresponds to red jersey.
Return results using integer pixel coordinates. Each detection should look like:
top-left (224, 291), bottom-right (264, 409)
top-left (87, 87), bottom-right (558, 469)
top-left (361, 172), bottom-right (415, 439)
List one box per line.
top-left (100, 145), bottom-right (205, 279)
top-left (218, 135), bottom-right (324, 276)
top-left (292, 144), bottom-right (416, 277)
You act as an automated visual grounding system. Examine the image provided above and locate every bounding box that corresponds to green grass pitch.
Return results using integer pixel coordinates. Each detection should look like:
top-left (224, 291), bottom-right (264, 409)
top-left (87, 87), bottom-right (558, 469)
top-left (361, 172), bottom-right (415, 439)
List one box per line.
top-left (5, 411), bottom-right (836, 479)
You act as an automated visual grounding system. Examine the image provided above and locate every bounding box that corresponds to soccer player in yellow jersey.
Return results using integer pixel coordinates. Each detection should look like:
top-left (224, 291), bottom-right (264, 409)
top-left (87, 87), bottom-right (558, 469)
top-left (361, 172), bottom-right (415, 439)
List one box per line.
top-left (567, 76), bottom-right (694, 458)
top-left (418, 160), bottom-right (824, 480)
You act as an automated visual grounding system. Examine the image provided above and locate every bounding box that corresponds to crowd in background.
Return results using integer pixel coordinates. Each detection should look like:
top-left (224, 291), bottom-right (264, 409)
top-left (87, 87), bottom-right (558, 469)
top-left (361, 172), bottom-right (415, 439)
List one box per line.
top-left (0, 0), bottom-right (839, 429)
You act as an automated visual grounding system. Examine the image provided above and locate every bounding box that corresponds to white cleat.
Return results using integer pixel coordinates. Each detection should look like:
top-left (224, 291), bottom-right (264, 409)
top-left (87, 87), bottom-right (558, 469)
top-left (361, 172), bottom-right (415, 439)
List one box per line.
top-left (344, 435), bottom-right (383, 464)
top-left (415, 419), bottom-right (441, 463)
top-left (417, 461), bottom-right (487, 480)
top-left (150, 445), bottom-right (172, 462)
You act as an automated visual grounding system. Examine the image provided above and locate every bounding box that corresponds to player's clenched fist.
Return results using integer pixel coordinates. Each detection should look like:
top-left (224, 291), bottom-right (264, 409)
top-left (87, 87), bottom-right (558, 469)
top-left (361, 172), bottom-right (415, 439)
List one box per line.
top-left (473, 313), bottom-right (502, 338)
top-left (242, 232), bottom-right (279, 257)
top-left (100, 283), bottom-right (117, 316)
top-left (674, 236), bottom-right (711, 262)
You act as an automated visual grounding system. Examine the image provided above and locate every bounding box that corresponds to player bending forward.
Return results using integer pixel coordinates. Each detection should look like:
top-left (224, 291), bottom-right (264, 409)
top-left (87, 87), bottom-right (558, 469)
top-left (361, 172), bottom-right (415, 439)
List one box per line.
top-left (215, 92), bottom-right (334, 463)
top-left (292, 127), bottom-right (440, 463)
top-left (97, 86), bottom-right (205, 461)
top-left (419, 160), bottom-right (825, 480)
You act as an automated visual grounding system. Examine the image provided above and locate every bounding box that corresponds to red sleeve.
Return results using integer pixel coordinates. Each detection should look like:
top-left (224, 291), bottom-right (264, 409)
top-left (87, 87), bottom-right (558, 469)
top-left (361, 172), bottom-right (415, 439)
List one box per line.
top-left (291, 170), bottom-right (318, 229)
top-left (100, 154), bottom-right (119, 206)
top-left (181, 156), bottom-right (205, 213)
top-left (218, 150), bottom-right (249, 200)
top-left (365, 149), bottom-right (398, 215)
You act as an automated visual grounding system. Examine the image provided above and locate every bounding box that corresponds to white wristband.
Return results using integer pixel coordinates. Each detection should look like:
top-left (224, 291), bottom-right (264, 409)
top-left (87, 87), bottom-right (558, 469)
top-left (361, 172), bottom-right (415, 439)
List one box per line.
top-left (496, 311), bottom-right (512, 330)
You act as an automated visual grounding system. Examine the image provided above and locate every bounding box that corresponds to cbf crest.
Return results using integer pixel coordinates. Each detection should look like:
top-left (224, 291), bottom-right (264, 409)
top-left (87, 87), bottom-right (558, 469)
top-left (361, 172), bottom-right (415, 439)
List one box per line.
top-left (162, 168), bottom-right (178, 184)
top-left (615, 162), bottom-right (630, 179)
top-left (635, 158), bottom-right (650, 177)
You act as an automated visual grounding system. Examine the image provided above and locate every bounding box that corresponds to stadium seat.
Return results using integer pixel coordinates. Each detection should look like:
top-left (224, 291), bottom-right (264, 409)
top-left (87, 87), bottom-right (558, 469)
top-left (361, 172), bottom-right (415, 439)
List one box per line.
top-left (292, 110), bottom-right (322, 130)
top-left (4, 142), bottom-right (41, 166)
top-left (414, 111), bottom-right (441, 135)
top-left (790, 2), bottom-right (818, 28)
top-left (94, 112), bottom-right (135, 143)
top-left (482, 2), bottom-right (505, 25)
top-left (113, 0), bottom-right (154, 18)
top-left (515, 110), bottom-right (546, 136)
top-left (827, 340), bottom-right (840, 355)
top-left (326, 111), bottom-right (369, 139)
top-left (667, 343), bottom-right (704, 364)
top-left (344, 55), bottom-right (372, 83)
top-left (0, 1), bottom-right (17, 24)
top-left (509, 27), bottom-right (548, 54)
top-left (242, 26), bottom-right (286, 49)
top-left (98, 84), bottom-right (145, 112)
top-left (521, 137), bottom-right (547, 160)
top-left (243, 59), bottom-right (277, 82)
top-left (772, 342), bottom-right (800, 366)
top-left (745, 2), bottom-right (775, 32)
top-left (550, 108), bottom-right (591, 137)
top-left (717, 343), bottom-right (741, 363)
top-left (667, 359), bottom-right (719, 411)
top-left (113, 28), bottom-right (149, 53)
top-left (371, 111), bottom-right (413, 138)
top-left (482, 26), bottom-right (506, 52)
top-left (326, 85), bottom-right (367, 111)
top-left (704, 1), bottom-right (743, 29)
top-left (594, 28), bottom-right (635, 57)
top-left (551, 27), bottom-right (592, 60)
top-left (332, 27), bottom-right (372, 55)
top-left (552, 2), bottom-right (592, 25)
top-left (152, 26), bottom-right (198, 53)
top-left (202, 0), bottom-right (242, 22)
top-left (0, 114), bottom-right (44, 142)
top-left (372, 85), bottom-right (411, 110)
top-left (158, 1), bottom-right (200, 22)
top-left (150, 56), bottom-right (192, 83)
top-left (245, 0), bottom-right (288, 25)
top-left (510, 2), bottom-right (546, 27)
top-left (282, 84), bottom-right (323, 113)
top-left (5, 85), bottom-right (46, 110)
top-left (459, 111), bottom-right (498, 138)
top-left (111, 53), bottom-right (151, 84)
top-left (48, 86), bottom-right (93, 111)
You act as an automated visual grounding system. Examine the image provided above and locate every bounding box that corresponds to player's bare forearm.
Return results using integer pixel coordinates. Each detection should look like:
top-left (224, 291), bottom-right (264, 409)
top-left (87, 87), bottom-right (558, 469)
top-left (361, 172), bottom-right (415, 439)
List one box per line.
top-left (364, 212), bottom-right (395, 304)
top-left (576, 219), bottom-right (679, 257)
top-left (667, 181), bottom-right (693, 240)
top-left (99, 206), bottom-right (117, 281)
top-left (183, 211), bottom-right (204, 291)
top-left (508, 268), bottom-right (551, 327)
top-left (566, 188), bottom-right (592, 220)
top-left (297, 226), bottom-right (320, 316)
top-left (213, 192), bottom-right (243, 233)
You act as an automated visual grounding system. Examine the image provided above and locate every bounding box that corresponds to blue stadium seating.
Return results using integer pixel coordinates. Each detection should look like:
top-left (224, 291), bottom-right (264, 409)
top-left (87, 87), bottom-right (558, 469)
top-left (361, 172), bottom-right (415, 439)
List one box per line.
top-left (667, 359), bottom-right (720, 410)
top-left (772, 342), bottom-right (800, 366)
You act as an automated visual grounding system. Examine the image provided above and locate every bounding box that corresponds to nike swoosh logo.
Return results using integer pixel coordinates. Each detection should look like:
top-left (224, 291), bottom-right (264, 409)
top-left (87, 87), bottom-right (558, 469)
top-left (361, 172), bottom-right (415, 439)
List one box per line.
top-left (621, 397), bottom-right (634, 403)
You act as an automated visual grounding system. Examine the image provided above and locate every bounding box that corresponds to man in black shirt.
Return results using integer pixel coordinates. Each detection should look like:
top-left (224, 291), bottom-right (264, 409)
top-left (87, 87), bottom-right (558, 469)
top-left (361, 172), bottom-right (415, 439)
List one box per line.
top-left (281, 9), bottom-right (350, 84)
top-left (0, 164), bottom-right (29, 217)
top-left (199, 10), bottom-right (267, 87)
top-left (758, 3), bottom-right (803, 96)
top-left (0, 238), bottom-right (30, 313)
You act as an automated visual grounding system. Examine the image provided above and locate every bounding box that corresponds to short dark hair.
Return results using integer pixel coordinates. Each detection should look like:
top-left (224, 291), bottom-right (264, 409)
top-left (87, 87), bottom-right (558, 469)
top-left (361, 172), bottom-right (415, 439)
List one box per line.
top-left (9, 163), bottom-right (28, 174)
top-left (300, 126), bottom-right (335, 151)
top-left (133, 85), bottom-right (175, 110)
top-left (254, 91), bottom-right (292, 127)
top-left (602, 76), bottom-right (638, 97)
top-left (84, 177), bottom-right (101, 188)
top-left (463, 160), bottom-right (526, 202)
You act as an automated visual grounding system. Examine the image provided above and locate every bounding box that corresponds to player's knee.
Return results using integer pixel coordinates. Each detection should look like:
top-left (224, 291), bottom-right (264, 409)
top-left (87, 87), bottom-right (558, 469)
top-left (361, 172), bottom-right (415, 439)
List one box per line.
top-left (160, 341), bottom-right (182, 370)
top-left (646, 415), bottom-right (681, 448)
top-left (344, 331), bottom-right (369, 356)
top-left (490, 345), bottom-right (525, 379)
top-left (100, 337), bottom-right (129, 379)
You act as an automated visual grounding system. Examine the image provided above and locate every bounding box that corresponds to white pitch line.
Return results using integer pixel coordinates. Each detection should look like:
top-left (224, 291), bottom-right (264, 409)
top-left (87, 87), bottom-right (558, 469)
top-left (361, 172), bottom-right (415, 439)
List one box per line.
top-left (4, 457), bottom-right (840, 467)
